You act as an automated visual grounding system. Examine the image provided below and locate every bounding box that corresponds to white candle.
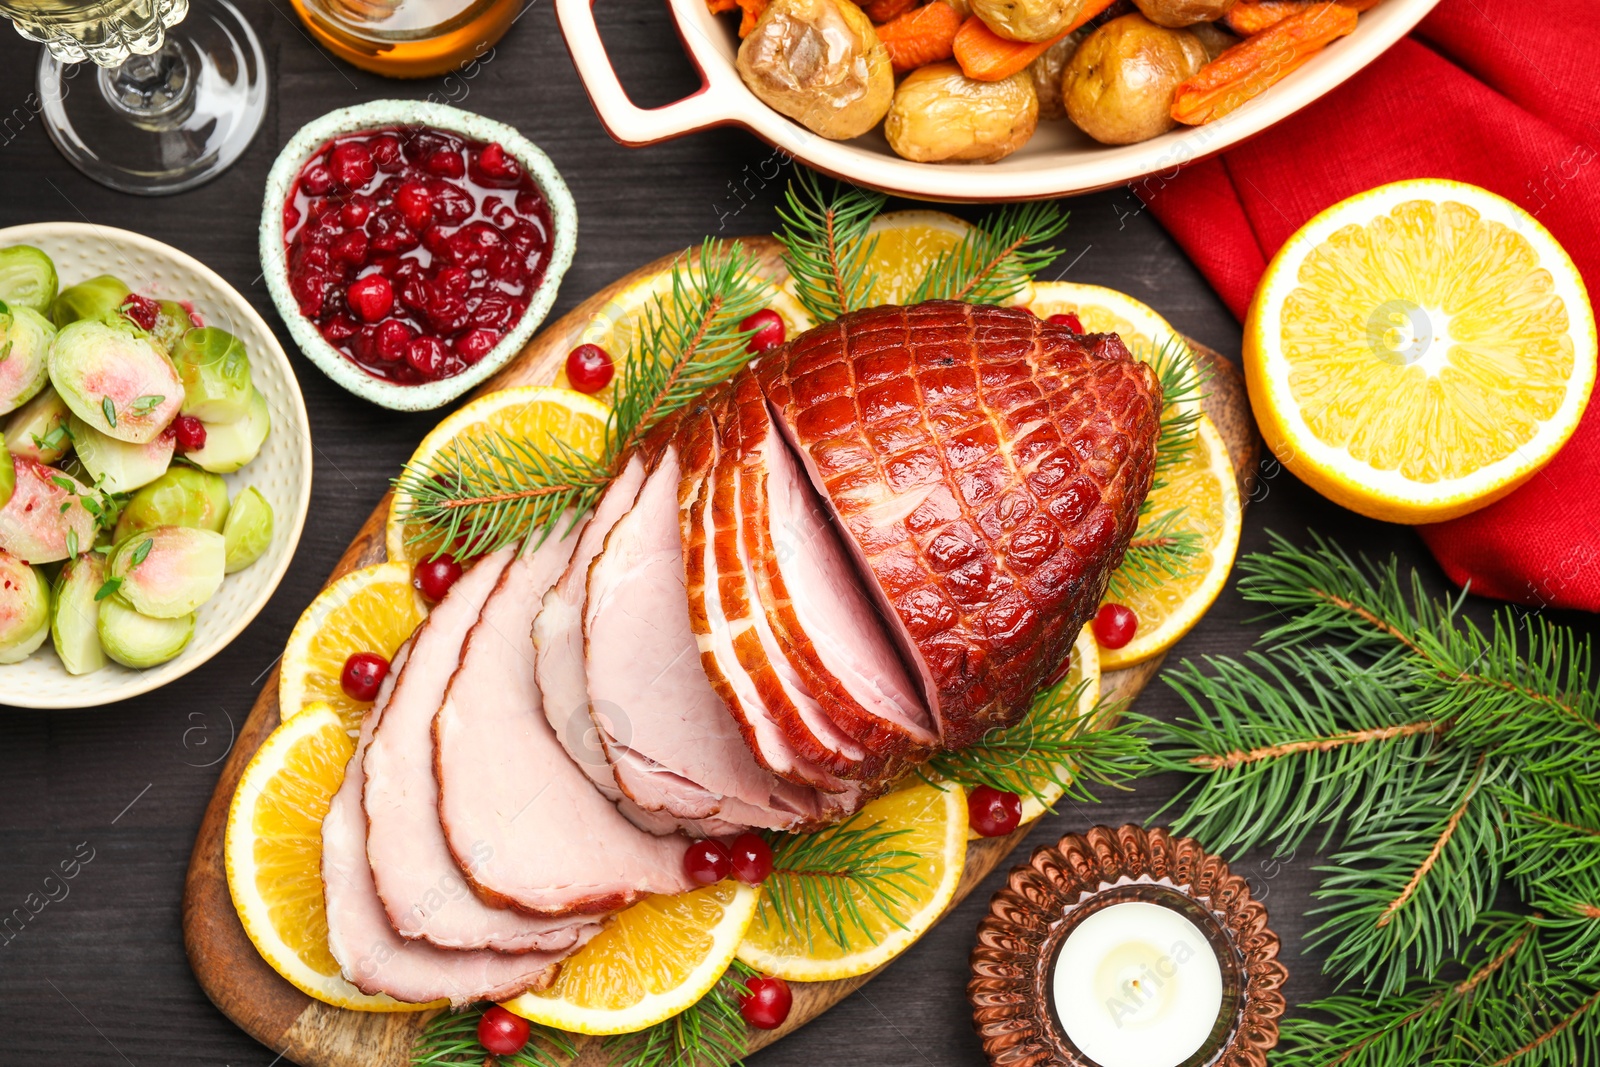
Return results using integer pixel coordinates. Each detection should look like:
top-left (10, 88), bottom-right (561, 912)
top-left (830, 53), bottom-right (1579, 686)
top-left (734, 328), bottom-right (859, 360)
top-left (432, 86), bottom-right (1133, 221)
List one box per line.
top-left (1051, 901), bottom-right (1225, 1067)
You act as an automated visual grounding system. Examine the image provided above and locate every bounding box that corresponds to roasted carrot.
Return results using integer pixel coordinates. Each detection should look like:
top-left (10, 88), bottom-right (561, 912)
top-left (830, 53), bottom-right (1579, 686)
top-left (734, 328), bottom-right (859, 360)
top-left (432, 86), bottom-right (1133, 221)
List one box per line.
top-left (1171, 2), bottom-right (1358, 124)
top-left (1222, 0), bottom-right (1378, 36)
top-left (864, 0), bottom-right (918, 22)
top-left (705, 0), bottom-right (768, 36)
top-left (952, 0), bottom-right (1114, 81)
top-left (878, 1), bottom-right (965, 72)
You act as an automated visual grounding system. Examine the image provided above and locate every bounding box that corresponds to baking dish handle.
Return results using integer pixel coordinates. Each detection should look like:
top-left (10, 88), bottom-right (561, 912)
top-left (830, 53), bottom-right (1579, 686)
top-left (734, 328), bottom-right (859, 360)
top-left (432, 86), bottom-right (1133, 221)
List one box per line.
top-left (554, 0), bottom-right (740, 147)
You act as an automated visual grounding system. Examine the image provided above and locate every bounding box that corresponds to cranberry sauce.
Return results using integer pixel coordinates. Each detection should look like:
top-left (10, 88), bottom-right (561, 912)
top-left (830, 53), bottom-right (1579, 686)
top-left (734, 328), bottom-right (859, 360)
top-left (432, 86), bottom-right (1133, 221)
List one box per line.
top-left (283, 125), bottom-right (553, 386)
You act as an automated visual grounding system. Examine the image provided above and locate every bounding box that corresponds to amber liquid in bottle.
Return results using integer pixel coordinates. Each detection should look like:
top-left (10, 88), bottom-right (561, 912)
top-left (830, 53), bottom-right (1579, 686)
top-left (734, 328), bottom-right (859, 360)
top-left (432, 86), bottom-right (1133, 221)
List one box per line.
top-left (288, 0), bottom-right (519, 78)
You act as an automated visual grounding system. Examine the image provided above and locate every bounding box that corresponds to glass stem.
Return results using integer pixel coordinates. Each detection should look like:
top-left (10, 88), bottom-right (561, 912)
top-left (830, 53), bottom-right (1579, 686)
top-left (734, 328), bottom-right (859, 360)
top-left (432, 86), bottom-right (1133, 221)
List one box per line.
top-left (98, 36), bottom-right (194, 130)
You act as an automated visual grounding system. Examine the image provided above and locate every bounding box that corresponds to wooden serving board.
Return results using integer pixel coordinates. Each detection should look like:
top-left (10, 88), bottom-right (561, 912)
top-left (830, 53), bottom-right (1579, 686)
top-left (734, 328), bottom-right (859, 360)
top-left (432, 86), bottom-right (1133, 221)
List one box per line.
top-left (183, 236), bottom-right (1259, 1067)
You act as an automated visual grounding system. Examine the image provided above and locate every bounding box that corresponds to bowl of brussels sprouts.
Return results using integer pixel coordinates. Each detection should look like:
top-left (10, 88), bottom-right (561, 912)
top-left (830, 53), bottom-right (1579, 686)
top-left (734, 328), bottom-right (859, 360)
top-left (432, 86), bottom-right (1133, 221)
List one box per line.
top-left (0, 224), bottom-right (312, 709)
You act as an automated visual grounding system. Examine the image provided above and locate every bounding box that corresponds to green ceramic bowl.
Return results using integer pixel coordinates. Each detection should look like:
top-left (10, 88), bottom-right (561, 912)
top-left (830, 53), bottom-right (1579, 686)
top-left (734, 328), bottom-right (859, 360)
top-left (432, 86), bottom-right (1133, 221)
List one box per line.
top-left (260, 100), bottom-right (577, 412)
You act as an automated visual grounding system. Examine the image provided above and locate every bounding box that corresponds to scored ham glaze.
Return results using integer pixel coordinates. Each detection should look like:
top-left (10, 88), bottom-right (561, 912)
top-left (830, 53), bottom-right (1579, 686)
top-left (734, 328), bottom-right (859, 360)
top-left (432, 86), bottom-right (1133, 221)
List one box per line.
top-left (320, 300), bottom-right (1159, 999)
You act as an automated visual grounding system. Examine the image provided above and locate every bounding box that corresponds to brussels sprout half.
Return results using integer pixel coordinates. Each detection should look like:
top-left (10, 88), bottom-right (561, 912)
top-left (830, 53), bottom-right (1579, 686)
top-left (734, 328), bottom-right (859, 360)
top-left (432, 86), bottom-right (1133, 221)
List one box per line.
top-left (186, 386), bottom-right (269, 474)
top-left (97, 596), bottom-right (193, 668)
top-left (0, 246), bottom-right (59, 315)
top-left (48, 319), bottom-right (183, 445)
top-left (4, 387), bottom-right (71, 464)
top-left (51, 274), bottom-right (131, 329)
top-left (222, 486), bottom-right (273, 573)
top-left (152, 300), bottom-right (196, 354)
top-left (109, 525), bottom-right (225, 619)
top-left (0, 434), bottom-right (11, 511)
top-left (114, 466), bottom-right (229, 542)
top-left (51, 552), bottom-right (106, 675)
top-left (0, 455), bottom-right (97, 564)
top-left (0, 547), bottom-right (50, 663)
top-left (69, 414), bottom-right (176, 494)
top-left (0, 305), bottom-right (57, 416)
top-left (172, 328), bottom-right (252, 424)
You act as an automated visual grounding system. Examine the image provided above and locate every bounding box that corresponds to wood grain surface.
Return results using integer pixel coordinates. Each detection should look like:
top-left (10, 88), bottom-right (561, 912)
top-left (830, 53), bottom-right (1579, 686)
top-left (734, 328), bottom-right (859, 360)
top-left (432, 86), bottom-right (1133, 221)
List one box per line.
top-left (180, 236), bottom-right (1260, 1067)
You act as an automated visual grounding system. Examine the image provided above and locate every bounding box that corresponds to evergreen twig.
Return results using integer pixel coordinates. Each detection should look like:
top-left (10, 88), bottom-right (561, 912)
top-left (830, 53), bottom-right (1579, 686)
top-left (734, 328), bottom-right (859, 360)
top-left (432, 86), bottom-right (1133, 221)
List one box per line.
top-left (411, 1006), bottom-right (576, 1067)
top-left (910, 201), bottom-right (1069, 305)
top-left (774, 170), bottom-right (884, 323)
top-left (602, 961), bottom-right (755, 1067)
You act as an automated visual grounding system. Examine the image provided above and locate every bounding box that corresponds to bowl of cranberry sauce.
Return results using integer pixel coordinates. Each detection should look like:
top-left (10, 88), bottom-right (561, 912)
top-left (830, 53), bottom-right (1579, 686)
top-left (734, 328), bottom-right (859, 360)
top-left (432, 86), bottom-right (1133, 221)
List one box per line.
top-left (262, 102), bottom-right (575, 411)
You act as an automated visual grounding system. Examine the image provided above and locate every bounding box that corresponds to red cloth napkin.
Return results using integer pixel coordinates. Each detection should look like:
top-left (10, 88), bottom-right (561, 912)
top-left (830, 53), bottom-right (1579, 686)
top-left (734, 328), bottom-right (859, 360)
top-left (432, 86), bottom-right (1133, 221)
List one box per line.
top-left (1139, 0), bottom-right (1600, 612)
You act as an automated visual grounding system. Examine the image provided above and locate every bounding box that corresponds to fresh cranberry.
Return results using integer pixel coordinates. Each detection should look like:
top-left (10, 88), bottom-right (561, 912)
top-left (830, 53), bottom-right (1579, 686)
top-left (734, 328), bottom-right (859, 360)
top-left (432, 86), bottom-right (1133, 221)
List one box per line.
top-left (332, 231), bottom-right (368, 265)
top-left (476, 1005), bottom-right (529, 1056)
top-left (369, 133), bottom-right (403, 172)
top-left (300, 163), bottom-right (333, 196)
top-left (346, 275), bottom-right (394, 324)
top-left (565, 344), bottom-right (613, 393)
top-left (120, 293), bottom-right (160, 331)
top-left (739, 976), bottom-right (793, 1030)
top-left (339, 651), bottom-right (389, 702)
top-left (455, 328), bottom-right (500, 365)
top-left (1093, 603), bottom-right (1139, 650)
top-left (339, 198), bottom-right (373, 228)
top-left (329, 141), bottom-right (376, 189)
top-left (968, 785), bottom-right (1023, 837)
top-left (469, 141), bottom-right (522, 186)
top-left (374, 320), bottom-right (413, 362)
top-left (740, 308), bottom-right (786, 353)
top-left (406, 335), bottom-right (449, 378)
top-left (684, 839), bottom-right (732, 885)
top-left (1047, 312), bottom-right (1084, 333)
top-left (171, 415), bottom-right (207, 453)
top-left (426, 148), bottom-right (465, 178)
top-left (412, 556), bottom-right (463, 602)
top-left (729, 833), bottom-right (773, 884)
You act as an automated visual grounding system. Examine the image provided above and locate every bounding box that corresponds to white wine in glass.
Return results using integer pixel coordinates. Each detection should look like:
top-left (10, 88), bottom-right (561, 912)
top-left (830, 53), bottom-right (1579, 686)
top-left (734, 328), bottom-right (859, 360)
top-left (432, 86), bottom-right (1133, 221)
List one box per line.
top-left (3, 0), bottom-right (267, 194)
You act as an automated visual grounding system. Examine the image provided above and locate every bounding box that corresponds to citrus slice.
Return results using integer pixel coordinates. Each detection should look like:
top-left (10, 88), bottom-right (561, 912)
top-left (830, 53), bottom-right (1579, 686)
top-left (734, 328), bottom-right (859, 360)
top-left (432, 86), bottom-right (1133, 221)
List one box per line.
top-left (384, 386), bottom-right (610, 566)
top-left (1013, 625), bottom-right (1101, 828)
top-left (501, 880), bottom-right (759, 1035)
top-left (1027, 281), bottom-right (1201, 416)
top-left (225, 703), bottom-right (431, 1012)
top-left (278, 562), bottom-right (426, 732)
top-left (1099, 414), bottom-right (1240, 670)
top-left (1244, 179), bottom-right (1597, 524)
top-left (737, 780), bottom-right (966, 982)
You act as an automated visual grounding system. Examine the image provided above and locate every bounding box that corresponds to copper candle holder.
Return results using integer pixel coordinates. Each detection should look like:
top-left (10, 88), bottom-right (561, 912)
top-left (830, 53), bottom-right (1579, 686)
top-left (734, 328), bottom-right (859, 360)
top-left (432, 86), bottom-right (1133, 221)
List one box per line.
top-left (969, 824), bottom-right (1287, 1067)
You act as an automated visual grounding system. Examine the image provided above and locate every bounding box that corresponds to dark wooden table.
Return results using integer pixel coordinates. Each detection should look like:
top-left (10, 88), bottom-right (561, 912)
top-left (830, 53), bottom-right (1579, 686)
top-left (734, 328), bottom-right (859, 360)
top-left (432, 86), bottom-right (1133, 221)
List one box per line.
top-left (0, 4), bottom-right (1591, 1064)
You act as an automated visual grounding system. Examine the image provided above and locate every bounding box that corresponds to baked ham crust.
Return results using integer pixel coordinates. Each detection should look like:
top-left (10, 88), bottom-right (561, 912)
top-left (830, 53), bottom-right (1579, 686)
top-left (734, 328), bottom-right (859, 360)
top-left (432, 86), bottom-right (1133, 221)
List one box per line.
top-left (758, 301), bottom-right (1162, 749)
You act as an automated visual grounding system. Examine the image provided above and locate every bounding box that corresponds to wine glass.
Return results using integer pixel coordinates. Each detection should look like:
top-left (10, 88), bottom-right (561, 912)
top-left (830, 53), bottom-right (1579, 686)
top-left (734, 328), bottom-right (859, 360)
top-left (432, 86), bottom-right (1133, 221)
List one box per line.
top-left (3, 0), bottom-right (267, 195)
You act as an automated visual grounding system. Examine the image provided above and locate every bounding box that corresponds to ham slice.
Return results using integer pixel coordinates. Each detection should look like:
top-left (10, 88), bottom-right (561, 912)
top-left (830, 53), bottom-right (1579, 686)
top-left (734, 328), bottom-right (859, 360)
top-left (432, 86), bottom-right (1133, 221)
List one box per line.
top-left (583, 444), bottom-right (819, 831)
top-left (324, 643), bottom-right (581, 1007)
top-left (435, 527), bottom-right (695, 916)
top-left (363, 549), bottom-right (592, 952)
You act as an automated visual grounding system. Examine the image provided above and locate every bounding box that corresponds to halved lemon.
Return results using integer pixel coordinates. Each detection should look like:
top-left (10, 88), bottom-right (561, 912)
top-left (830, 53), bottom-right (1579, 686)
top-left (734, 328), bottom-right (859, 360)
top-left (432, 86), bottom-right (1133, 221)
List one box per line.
top-left (1013, 626), bottom-right (1101, 828)
top-left (737, 780), bottom-right (966, 982)
top-left (278, 562), bottom-right (426, 732)
top-left (1099, 414), bottom-right (1240, 670)
top-left (384, 386), bottom-right (610, 567)
top-left (501, 880), bottom-right (759, 1035)
top-left (225, 703), bottom-right (431, 1011)
top-left (1027, 281), bottom-right (1201, 416)
top-left (1244, 179), bottom-right (1596, 524)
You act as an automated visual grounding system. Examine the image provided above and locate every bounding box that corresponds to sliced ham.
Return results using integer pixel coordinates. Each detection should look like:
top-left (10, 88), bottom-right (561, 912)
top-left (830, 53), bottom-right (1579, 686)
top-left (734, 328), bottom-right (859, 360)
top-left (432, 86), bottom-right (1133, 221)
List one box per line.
top-left (363, 549), bottom-right (592, 952)
top-left (324, 643), bottom-right (581, 1007)
top-left (583, 443), bottom-right (819, 831)
top-left (435, 527), bottom-right (695, 917)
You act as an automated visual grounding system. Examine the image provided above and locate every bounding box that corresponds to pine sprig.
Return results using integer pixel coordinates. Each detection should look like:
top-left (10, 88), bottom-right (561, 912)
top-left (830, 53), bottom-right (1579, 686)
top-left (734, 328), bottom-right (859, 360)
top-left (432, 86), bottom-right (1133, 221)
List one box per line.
top-left (411, 1006), bottom-right (576, 1067)
top-left (1107, 507), bottom-right (1204, 601)
top-left (910, 201), bottom-right (1069, 305)
top-left (774, 170), bottom-right (885, 323)
top-left (602, 961), bottom-right (755, 1067)
top-left (759, 811), bottom-right (926, 954)
top-left (1141, 334), bottom-right (1205, 485)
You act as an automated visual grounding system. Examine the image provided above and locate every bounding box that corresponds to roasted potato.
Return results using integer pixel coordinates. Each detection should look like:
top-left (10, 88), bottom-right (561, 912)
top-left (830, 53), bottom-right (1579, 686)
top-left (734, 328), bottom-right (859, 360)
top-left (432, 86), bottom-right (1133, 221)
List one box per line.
top-left (1028, 29), bottom-right (1086, 120)
top-left (971, 0), bottom-right (1089, 42)
top-left (885, 62), bottom-right (1039, 163)
top-left (1186, 19), bottom-right (1238, 59)
top-left (1131, 0), bottom-right (1235, 27)
top-left (1062, 14), bottom-right (1206, 144)
top-left (736, 0), bottom-right (894, 140)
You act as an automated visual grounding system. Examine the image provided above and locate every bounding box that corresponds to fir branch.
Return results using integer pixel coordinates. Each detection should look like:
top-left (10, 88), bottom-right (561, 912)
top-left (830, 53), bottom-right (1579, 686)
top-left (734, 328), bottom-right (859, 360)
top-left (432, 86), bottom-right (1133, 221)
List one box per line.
top-left (411, 1006), bottom-right (575, 1067)
top-left (1106, 507), bottom-right (1203, 601)
top-left (910, 201), bottom-right (1069, 305)
top-left (1138, 334), bottom-right (1205, 486)
top-left (759, 810), bottom-right (926, 954)
top-left (774, 171), bottom-right (885, 322)
top-left (602, 961), bottom-right (755, 1067)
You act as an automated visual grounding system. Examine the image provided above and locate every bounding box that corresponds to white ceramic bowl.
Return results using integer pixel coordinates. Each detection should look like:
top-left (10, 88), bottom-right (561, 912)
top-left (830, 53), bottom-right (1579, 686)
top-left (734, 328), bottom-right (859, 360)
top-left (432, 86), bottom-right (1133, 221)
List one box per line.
top-left (0, 222), bottom-right (312, 710)
top-left (556, 0), bottom-right (1441, 202)
top-left (260, 100), bottom-right (577, 412)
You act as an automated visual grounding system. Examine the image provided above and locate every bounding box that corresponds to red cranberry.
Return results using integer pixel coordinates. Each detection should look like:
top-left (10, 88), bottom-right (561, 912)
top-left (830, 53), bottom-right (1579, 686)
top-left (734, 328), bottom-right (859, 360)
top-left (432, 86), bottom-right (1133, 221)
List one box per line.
top-left (424, 293), bottom-right (471, 334)
top-left (476, 1005), bottom-right (529, 1056)
top-left (300, 163), bottom-right (333, 196)
top-left (413, 556), bottom-right (463, 602)
top-left (425, 148), bottom-right (465, 179)
top-left (739, 976), bottom-right (793, 1030)
top-left (320, 313), bottom-right (360, 344)
top-left (332, 231), bottom-right (368, 265)
top-left (455, 328), bottom-right (500, 365)
top-left (729, 833), bottom-right (773, 884)
top-left (339, 198), bottom-right (372, 228)
top-left (1093, 603), bottom-right (1139, 650)
top-left (171, 415), bottom-right (206, 453)
top-left (967, 785), bottom-right (1022, 837)
top-left (339, 651), bottom-right (389, 702)
top-left (565, 343), bottom-right (613, 393)
top-left (406, 335), bottom-right (449, 378)
top-left (433, 182), bottom-right (474, 223)
top-left (374, 320), bottom-right (413, 362)
top-left (470, 141), bottom-right (522, 186)
top-left (282, 203), bottom-right (301, 233)
top-left (396, 181), bottom-right (433, 229)
top-left (684, 839), bottom-right (731, 885)
top-left (1047, 312), bottom-right (1084, 333)
top-left (369, 133), bottom-right (403, 172)
top-left (472, 292), bottom-right (516, 329)
top-left (346, 275), bottom-right (394, 324)
top-left (434, 265), bottom-right (470, 296)
top-left (329, 141), bottom-right (376, 189)
top-left (120, 293), bottom-right (160, 331)
top-left (740, 308), bottom-right (786, 353)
